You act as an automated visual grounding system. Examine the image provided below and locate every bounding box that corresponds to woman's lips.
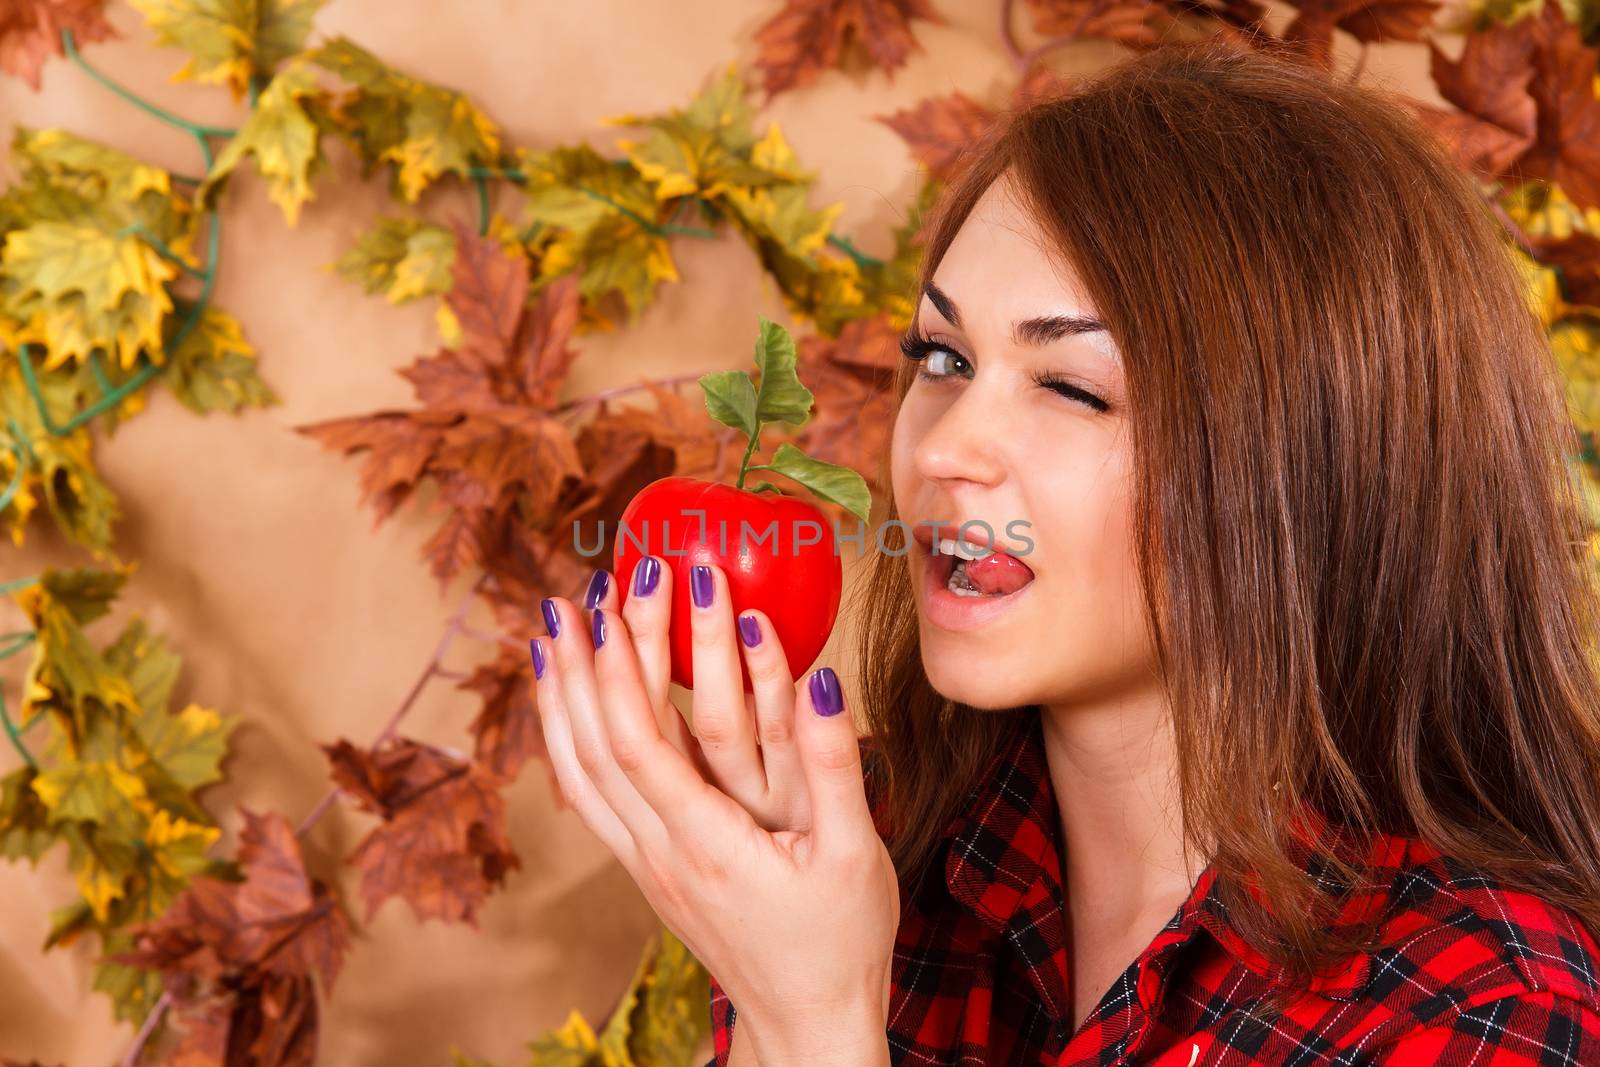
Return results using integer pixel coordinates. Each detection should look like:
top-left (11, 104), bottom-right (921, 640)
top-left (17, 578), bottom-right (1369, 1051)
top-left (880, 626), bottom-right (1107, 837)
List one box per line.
top-left (915, 538), bottom-right (1036, 631)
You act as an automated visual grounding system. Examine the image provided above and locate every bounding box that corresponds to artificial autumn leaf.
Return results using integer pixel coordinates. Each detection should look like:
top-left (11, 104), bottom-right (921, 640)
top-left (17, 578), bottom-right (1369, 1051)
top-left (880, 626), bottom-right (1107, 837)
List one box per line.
top-left (0, 0), bottom-right (118, 90)
top-left (448, 925), bottom-right (709, 1067)
top-left (605, 64), bottom-right (796, 203)
top-left (310, 35), bottom-right (501, 203)
top-left (1417, 22), bottom-right (1539, 177)
top-left (114, 808), bottom-right (353, 1067)
top-left (1419, 0), bottom-right (1600, 209)
top-left (129, 0), bottom-right (325, 102)
top-left (1551, 309), bottom-right (1600, 437)
top-left (1530, 227), bottom-right (1600, 306)
top-left (1282, 0), bottom-right (1441, 70)
top-left (0, 129), bottom-right (199, 386)
top-left (793, 313), bottom-right (902, 493)
top-left (12, 563), bottom-right (141, 742)
top-left (0, 125), bottom-right (202, 375)
top-left (1026, 0), bottom-right (1167, 48)
top-left (594, 926), bottom-right (711, 1066)
top-left (0, 766), bottom-right (55, 861)
top-left (459, 643), bottom-right (546, 783)
top-left (334, 216), bottom-right (457, 304)
top-left (322, 736), bottom-right (520, 925)
top-left (0, 218), bottom-right (179, 372)
top-left (1511, 0), bottom-right (1600, 209)
top-left (718, 122), bottom-right (844, 262)
top-left (159, 296), bottom-right (281, 416)
top-left (198, 57), bottom-right (345, 227)
top-left (518, 142), bottom-right (682, 326)
top-left (751, 0), bottom-right (944, 102)
top-left (296, 227), bottom-right (587, 588)
top-left (0, 358), bottom-right (122, 554)
top-left (0, 565), bottom-right (237, 940)
top-left (876, 91), bottom-right (996, 182)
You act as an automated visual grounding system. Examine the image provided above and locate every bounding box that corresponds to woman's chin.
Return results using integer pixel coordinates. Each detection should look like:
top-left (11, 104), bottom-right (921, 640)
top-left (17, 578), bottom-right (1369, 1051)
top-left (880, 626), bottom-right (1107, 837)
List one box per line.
top-left (920, 651), bottom-right (1038, 711)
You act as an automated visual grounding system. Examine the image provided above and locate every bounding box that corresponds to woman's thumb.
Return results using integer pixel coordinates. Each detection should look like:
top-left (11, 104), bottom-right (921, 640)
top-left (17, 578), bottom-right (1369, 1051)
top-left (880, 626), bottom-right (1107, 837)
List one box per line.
top-left (797, 666), bottom-right (873, 858)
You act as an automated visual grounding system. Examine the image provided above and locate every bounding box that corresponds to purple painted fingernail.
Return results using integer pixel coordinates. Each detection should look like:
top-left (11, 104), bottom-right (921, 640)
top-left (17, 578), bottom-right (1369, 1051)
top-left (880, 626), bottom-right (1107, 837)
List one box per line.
top-left (738, 613), bottom-right (761, 648)
top-left (809, 666), bottom-right (843, 716)
top-left (584, 569), bottom-right (610, 609)
top-left (634, 556), bottom-right (660, 597)
top-left (591, 608), bottom-right (606, 650)
top-left (540, 598), bottom-right (560, 639)
top-left (529, 637), bottom-right (546, 679)
top-left (691, 564), bottom-right (714, 608)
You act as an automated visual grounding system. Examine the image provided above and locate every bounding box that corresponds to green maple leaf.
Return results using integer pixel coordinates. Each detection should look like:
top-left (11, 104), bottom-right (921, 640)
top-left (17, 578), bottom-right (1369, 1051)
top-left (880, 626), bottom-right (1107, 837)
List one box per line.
top-left (605, 63), bottom-right (795, 202)
top-left (130, 0), bottom-right (327, 101)
top-left (335, 216), bottom-right (457, 303)
top-left (518, 143), bottom-right (680, 324)
top-left (0, 362), bottom-right (123, 557)
top-left (160, 298), bottom-right (281, 415)
top-left (0, 767), bottom-right (57, 862)
top-left (310, 36), bottom-right (501, 203)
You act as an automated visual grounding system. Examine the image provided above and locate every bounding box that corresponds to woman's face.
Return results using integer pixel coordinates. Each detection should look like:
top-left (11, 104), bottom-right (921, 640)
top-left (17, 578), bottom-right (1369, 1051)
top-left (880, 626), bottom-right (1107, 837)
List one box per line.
top-left (890, 173), bottom-right (1154, 710)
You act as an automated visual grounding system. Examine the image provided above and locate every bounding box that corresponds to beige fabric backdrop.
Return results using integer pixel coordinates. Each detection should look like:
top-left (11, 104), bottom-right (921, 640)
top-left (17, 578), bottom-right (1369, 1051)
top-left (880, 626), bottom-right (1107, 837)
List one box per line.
top-left (0, 3), bottom-right (1437, 1063)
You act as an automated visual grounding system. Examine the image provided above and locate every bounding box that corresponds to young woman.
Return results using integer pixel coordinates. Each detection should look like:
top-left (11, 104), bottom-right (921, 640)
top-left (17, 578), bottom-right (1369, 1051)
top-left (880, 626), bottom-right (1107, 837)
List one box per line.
top-left (528, 35), bottom-right (1600, 1067)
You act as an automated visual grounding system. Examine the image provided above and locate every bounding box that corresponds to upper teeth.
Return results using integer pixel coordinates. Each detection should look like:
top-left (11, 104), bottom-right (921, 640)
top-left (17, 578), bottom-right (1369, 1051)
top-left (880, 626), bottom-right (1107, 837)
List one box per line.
top-left (935, 536), bottom-right (991, 560)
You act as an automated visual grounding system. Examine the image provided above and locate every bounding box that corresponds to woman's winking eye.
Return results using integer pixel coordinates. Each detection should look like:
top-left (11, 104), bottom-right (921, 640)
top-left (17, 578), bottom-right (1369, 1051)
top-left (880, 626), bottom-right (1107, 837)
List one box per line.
top-left (897, 328), bottom-right (1111, 414)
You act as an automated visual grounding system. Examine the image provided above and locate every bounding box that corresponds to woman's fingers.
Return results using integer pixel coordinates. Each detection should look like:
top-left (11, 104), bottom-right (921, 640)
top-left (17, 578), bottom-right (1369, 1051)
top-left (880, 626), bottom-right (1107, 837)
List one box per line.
top-left (588, 603), bottom-right (751, 848)
top-left (794, 665), bottom-right (876, 862)
top-left (733, 609), bottom-right (808, 829)
top-left (686, 563), bottom-right (767, 799)
top-left (528, 630), bottom-right (635, 864)
top-left (539, 595), bottom-right (668, 851)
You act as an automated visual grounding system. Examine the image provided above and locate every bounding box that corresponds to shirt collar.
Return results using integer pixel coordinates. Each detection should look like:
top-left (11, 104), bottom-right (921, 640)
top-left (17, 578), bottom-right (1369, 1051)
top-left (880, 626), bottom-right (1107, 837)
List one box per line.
top-left (940, 709), bottom-right (1407, 1020)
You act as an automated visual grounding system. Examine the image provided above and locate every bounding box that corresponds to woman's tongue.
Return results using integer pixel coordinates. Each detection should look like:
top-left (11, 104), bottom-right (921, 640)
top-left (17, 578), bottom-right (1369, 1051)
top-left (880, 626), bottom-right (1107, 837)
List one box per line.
top-left (962, 551), bottom-right (1035, 595)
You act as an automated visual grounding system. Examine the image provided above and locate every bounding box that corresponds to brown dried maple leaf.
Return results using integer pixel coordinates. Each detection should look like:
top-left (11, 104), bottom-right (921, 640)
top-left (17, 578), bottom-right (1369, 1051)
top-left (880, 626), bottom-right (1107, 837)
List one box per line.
top-left (459, 642), bottom-right (547, 784)
top-left (1026, 0), bottom-right (1167, 49)
top-left (1417, 0), bottom-right (1600, 209)
top-left (752, 0), bottom-right (944, 102)
top-left (296, 222), bottom-right (587, 590)
top-left (111, 809), bottom-right (352, 1067)
top-left (793, 314), bottom-right (902, 494)
top-left (322, 736), bottom-right (520, 926)
top-left (877, 91), bottom-right (997, 183)
top-left (0, 0), bottom-right (117, 90)
top-left (1281, 0), bottom-right (1441, 70)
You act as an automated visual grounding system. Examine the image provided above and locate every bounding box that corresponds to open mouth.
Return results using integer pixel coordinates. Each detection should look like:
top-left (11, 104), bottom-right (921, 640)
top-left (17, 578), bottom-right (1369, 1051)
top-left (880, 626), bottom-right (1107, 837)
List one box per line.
top-left (924, 537), bottom-right (1036, 598)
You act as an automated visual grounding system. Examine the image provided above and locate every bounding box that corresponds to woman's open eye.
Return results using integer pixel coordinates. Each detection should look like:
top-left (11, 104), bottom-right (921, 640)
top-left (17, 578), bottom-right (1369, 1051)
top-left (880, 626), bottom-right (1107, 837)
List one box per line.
top-left (898, 331), bottom-right (970, 382)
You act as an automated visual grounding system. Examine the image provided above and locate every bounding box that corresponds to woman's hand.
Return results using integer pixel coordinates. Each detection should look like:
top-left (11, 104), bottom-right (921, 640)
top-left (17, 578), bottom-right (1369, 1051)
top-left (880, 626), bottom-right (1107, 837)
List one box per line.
top-left (529, 558), bottom-right (899, 1054)
top-left (574, 555), bottom-right (820, 835)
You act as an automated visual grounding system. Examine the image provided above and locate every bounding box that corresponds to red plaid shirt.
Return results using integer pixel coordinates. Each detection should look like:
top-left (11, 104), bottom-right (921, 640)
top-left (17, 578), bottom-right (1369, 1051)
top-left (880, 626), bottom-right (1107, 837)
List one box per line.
top-left (706, 710), bottom-right (1600, 1065)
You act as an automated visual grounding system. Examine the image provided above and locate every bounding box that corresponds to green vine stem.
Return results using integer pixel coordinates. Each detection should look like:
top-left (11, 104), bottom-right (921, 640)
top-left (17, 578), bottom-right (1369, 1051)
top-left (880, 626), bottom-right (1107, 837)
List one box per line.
top-left (0, 631), bottom-right (38, 769)
top-left (61, 28), bottom-right (237, 140)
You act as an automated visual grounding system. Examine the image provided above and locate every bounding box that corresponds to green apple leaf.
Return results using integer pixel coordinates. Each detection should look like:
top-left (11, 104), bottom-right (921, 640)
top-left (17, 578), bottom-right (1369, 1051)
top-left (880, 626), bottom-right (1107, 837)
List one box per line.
top-left (750, 315), bottom-right (812, 426)
top-left (752, 443), bottom-right (870, 525)
top-left (698, 369), bottom-right (758, 438)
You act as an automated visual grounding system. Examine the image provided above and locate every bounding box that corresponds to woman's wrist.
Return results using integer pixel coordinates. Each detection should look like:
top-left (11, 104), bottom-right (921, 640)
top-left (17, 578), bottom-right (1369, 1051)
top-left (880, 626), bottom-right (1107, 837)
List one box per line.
top-left (740, 996), bottom-right (891, 1067)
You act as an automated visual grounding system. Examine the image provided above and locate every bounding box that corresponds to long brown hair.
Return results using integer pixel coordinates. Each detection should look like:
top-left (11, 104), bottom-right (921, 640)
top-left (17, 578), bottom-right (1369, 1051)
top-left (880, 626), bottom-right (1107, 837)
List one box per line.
top-left (853, 34), bottom-right (1600, 1005)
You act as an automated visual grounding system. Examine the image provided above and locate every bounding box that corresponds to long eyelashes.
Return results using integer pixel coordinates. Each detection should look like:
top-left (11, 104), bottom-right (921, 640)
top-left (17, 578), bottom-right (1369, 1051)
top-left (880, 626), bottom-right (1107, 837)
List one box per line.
top-left (897, 330), bottom-right (1111, 414)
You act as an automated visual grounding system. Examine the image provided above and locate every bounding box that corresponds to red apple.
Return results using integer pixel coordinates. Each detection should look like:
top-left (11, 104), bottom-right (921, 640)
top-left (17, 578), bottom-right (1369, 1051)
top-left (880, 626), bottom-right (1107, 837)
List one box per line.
top-left (614, 477), bottom-right (843, 692)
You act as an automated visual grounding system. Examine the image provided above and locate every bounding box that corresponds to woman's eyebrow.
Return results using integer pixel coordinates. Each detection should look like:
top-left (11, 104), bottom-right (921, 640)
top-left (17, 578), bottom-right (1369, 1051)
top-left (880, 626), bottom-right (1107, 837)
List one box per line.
top-left (924, 281), bottom-right (1108, 348)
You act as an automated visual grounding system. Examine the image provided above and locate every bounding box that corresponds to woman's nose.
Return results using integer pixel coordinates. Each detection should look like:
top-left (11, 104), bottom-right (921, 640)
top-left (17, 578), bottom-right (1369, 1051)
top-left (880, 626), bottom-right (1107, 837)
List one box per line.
top-left (910, 386), bottom-right (1009, 489)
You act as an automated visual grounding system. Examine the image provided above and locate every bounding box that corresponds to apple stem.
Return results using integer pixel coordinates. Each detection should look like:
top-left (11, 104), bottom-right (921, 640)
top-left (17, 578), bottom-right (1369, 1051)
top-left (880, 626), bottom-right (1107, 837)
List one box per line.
top-left (734, 429), bottom-right (762, 490)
